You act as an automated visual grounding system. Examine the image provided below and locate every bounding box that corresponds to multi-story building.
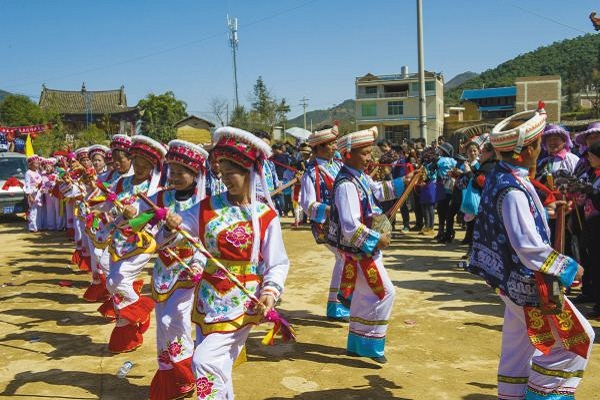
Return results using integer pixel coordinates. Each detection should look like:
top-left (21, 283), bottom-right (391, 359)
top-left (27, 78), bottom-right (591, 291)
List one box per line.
top-left (515, 75), bottom-right (561, 122)
top-left (355, 67), bottom-right (444, 145)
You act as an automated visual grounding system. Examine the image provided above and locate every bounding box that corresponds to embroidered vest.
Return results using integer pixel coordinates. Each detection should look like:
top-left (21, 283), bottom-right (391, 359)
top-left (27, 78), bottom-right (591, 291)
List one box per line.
top-left (327, 166), bottom-right (375, 254)
top-left (469, 163), bottom-right (550, 307)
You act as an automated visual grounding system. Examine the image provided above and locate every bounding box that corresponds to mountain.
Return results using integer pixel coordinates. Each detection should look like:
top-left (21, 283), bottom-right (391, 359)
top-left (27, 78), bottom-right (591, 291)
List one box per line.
top-left (287, 99), bottom-right (355, 130)
top-left (0, 89), bottom-right (11, 102)
top-left (444, 72), bottom-right (478, 91)
top-left (446, 33), bottom-right (600, 106)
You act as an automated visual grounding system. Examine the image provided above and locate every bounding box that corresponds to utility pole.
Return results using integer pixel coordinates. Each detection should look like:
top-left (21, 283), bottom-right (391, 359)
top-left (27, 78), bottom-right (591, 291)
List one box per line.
top-left (227, 15), bottom-right (240, 109)
top-left (300, 97), bottom-right (309, 130)
top-left (416, 0), bottom-right (427, 141)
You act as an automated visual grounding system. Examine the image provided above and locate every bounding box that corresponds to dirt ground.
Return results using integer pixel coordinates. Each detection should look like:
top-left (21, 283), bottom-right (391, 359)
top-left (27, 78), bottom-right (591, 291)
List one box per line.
top-left (0, 215), bottom-right (599, 400)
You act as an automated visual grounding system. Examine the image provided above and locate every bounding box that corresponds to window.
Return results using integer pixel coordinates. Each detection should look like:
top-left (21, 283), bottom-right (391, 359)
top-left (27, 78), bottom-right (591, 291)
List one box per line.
top-left (361, 102), bottom-right (377, 117)
top-left (387, 101), bottom-right (404, 115)
top-left (384, 125), bottom-right (410, 144)
top-left (411, 81), bottom-right (435, 93)
top-left (365, 86), bottom-right (377, 95)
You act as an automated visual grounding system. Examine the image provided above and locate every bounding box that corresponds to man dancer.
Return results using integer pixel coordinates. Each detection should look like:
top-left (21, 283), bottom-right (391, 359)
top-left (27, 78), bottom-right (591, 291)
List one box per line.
top-left (469, 104), bottom-right (594, 399)
top-left (327, 126), bottom-right (409, 363)
top-left (300, 125), bottom-right (349, 321)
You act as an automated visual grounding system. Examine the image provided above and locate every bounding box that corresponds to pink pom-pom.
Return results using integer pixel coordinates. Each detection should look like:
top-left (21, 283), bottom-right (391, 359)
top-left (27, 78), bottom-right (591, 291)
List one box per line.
top-left (107, 192), bottom-right (117, 202)
top-left (155, 207), bottom-right (168, 221)
top-left (67, 152), bottom-right (75, 160)
top-left (192, 273), bottom-right (203, 283)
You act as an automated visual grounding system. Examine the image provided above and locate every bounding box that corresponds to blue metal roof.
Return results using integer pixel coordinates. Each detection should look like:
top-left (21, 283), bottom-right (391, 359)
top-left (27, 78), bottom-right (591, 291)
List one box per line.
top-left (479, 105), bottom-right (515, 111)
top-left (461, 86), bottom-right (516, 101)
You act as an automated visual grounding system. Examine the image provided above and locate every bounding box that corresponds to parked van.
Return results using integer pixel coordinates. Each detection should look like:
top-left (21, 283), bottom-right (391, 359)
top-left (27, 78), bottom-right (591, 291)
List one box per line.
top-left (0, 152), bottom-right (28, 215)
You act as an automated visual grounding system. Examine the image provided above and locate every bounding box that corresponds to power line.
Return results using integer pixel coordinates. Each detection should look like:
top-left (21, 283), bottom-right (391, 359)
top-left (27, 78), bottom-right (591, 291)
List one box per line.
top-left (505, 1), bottom-right (588, 34)
top-left (3, 0), bottom-right (320, 91)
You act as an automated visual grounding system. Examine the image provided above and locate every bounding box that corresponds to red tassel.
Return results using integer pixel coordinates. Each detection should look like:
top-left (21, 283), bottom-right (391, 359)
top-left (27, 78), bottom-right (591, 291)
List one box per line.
top-left (538, 100), bottom-right (545, 110)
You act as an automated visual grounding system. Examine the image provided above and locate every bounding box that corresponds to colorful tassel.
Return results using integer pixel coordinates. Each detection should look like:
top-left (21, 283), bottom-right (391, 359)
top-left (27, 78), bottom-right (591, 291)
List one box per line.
top-left (262, 309), bottom-right (296, 346)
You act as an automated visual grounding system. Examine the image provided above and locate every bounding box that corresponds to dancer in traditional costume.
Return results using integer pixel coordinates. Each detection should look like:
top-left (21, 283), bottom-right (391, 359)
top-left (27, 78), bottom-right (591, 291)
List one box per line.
top-left (468, 104), bottom-right (594, 399)
top-left (41, 157), bottom-right (59, 231)
top-left (24, 155), bottom-right (43, 232)
top-left (161, 126), bottom-right (289, 399)
top-left (71, 147), bottom-right (93, 271)
top-left (300, 125), bottom-right (350, 321)
top-left (327, 126), bottom-right (408, 364)
top-left (146, 140), bottom-right (208, 400)
top-left (104, 135), bottom-right (166, 353)
top-left (87, 135), bottom-right (133, 305)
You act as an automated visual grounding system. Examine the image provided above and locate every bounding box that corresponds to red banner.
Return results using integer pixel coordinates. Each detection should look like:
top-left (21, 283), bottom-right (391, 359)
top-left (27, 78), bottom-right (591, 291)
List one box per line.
top-left (0, 123), bottom-right (53, 135)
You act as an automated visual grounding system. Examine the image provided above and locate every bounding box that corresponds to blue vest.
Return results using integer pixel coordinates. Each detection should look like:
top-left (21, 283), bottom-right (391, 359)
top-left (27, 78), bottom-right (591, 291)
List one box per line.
top-left (468, 162), bottom-right (550, 307)
top-left (304, 158), bottom-right (342, 206)
top-left (327, 165), bottom-right (376, 254)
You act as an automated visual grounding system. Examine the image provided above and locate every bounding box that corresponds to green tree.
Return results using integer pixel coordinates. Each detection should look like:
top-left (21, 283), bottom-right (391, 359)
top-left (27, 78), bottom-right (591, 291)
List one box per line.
top-left (0, 94), bottom-right (45, 126)
top-left (137, 91), bottom-right (187, 142)
top-left (229, 105), bottom-right (250, 130)
top-left (247, 76), bottom-right (289, 133)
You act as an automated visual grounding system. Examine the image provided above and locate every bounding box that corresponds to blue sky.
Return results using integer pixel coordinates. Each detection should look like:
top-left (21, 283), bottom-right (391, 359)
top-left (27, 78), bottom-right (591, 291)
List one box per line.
top-left (1, 0), bottom-right (598, 121)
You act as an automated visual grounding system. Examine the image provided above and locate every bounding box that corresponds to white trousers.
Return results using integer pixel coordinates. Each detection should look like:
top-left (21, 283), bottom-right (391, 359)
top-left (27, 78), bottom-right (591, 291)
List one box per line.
top-left (106, 253), bottom-right (151, 311)
top-left (155, 288), bottom-right (195, 369)
top-left (498, 294), bottom-right (594, 399)
top-left (27, 203), bottom-right (40, 232)
top-left (347, 253), bottom-right (396, 358)
top-left (192, 325), bottom-right (251, 400)
top-left (44, 195), bottom-right (58, 230)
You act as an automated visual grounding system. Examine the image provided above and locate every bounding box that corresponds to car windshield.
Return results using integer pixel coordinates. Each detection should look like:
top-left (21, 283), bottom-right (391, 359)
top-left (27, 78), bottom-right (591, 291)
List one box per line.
top-left (0, 157), bottom-right (28, 180)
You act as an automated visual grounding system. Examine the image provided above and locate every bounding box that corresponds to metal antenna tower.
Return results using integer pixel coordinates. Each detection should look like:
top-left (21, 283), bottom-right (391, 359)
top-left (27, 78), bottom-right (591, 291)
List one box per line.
top-left (227, 15), bottom-right (240, 109)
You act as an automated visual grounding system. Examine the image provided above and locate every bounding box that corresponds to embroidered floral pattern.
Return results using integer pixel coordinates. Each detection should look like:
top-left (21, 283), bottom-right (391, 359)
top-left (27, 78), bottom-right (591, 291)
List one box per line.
top-left (225, 225), bottom-right (252, 249)
top-left (196, 374), bottom-right (217, 399)
top-left (168, 339), bottom-right (183, 358)
top-left (158, 349), bottom-right (171, 365)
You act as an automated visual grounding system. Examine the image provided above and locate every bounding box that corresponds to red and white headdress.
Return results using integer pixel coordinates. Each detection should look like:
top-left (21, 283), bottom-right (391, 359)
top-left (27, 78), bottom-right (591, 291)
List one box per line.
top-left (88, 144), bottom-right (111, 160)
top-left (306, 125), bottom-right (339, 147)
top-left (74, 147), bottom-right (90, 162)
top-left (166, 139), bottom-right (209, 202)
top-left (212, 127), bottom-right (272, 169)
top-left (27, 155), bottom-right (41, 165)
top-left (491, 102), bottom-right (547, 155)
top-left (110, 134), bottom-right (132, 153)
top-left (337, 126), bottom-right (378, 155)
top-left (131, 135), bottom-right (168, 196)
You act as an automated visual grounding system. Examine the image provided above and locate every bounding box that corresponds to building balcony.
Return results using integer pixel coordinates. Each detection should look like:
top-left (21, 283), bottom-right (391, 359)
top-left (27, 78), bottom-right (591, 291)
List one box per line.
top-left (357, 91), bottom-right (409, 99)
top-left (356, 91), bottom-right (435, 100)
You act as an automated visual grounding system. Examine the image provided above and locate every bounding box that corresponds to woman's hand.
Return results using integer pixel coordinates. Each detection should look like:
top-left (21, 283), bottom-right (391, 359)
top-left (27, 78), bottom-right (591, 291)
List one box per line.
top-left (165, 210), bottom-right (182, 231)
top-left (122, 205), bottom-right (137, 219)
top-left (258, 294), bottom-right (276, 317)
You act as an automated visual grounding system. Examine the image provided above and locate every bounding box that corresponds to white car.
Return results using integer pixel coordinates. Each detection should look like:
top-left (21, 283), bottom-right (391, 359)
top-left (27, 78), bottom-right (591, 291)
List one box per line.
top-left (0, 152), bottom-right (28, 215)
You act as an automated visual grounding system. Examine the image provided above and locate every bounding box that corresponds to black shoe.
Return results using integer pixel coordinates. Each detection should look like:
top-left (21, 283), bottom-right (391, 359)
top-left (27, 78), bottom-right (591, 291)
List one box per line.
top-left (371, 355), bottom-right (388, 364)
top-left (410, 225), bottom-right (423, 232)
top-left (434, 233), bottom-right (444, 240)
top-left (460, 238), bottom-right (471, 245)
top-left (572, 294), bottom-right (594, 304)
top-left (346, 351), bottom-right (387, 364)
